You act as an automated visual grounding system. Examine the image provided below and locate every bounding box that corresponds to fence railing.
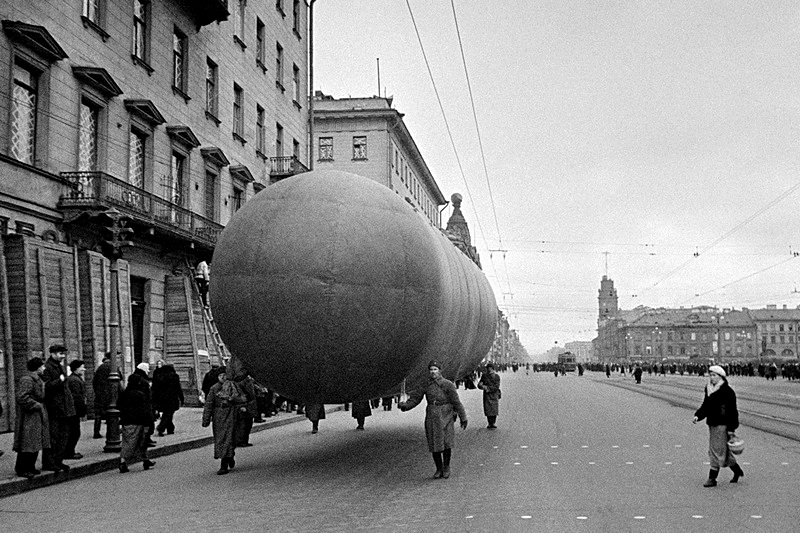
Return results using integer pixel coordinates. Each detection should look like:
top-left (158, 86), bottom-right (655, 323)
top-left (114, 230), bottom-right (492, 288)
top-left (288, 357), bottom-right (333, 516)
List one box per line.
top-left (269, 155), bottom-right (309, 177)
top-left (59, 171), bottom-right (223, 246)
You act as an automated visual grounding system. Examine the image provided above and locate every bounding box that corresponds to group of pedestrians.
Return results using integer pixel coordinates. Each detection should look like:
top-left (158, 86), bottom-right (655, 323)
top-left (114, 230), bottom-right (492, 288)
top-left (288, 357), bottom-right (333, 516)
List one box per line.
top-left (7, 343), bottom-right (185, 479)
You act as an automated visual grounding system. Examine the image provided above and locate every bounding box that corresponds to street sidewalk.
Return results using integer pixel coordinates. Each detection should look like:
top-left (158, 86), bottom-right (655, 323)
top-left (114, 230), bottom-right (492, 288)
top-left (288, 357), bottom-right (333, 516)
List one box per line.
top-left (0, 405), bottom-right (343, 499)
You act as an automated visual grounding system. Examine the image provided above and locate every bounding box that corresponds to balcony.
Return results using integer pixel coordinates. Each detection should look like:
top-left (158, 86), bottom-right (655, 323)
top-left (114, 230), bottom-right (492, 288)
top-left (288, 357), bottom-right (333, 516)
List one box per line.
top-left (190, 0), bottom-right (230, 28)
top-left (269, 156), bottom-right (309, 181)
top-left (58, 171), bottom-right (223, 249)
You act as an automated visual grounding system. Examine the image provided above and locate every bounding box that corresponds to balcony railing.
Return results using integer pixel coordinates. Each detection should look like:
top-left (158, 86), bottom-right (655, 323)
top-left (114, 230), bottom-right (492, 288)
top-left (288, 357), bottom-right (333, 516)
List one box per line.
top-left (269, 155), bottom-right (309, 179)
top-left (58, 171), bottom-right (223, 247)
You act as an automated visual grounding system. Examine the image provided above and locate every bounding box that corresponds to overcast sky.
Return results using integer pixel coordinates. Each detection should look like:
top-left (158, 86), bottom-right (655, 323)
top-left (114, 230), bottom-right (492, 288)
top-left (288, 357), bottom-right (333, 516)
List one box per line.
top-left (314, 1), bottom-right (800, 356)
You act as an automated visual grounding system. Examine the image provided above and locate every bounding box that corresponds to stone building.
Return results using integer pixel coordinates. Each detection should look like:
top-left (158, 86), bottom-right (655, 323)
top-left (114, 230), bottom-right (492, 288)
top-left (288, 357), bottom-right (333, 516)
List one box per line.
top-left (0, 0), bottom-right (310, 430)
top-left (748, 305), bottom-right (800, 359)
top-left (312, 92), bottom-right (446, 227)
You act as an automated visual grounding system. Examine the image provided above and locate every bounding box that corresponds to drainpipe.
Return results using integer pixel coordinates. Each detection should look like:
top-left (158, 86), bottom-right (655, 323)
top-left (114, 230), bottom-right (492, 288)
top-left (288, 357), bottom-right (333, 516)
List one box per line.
top-left (307, 0), bottom-right (316, 170)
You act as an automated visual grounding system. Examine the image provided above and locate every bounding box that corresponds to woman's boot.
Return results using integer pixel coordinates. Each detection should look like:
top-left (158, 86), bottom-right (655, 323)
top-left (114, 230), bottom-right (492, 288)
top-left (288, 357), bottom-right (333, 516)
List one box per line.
top-left (432, 452), bottom-right (443, 479)
top-left (703, 468), bottom-right (719, 487)
top-left (442, 449), bottom-right (452, 479)
top-left (217, 459), bottom-right (229, 475)
top-left (730, 464), bottom-right (744, 483)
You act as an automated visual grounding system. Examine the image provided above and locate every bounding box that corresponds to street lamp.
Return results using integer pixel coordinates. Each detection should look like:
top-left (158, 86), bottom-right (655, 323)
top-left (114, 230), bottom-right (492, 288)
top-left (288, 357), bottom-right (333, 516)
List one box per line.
top-left (97, 208), bottom-right (133, 453)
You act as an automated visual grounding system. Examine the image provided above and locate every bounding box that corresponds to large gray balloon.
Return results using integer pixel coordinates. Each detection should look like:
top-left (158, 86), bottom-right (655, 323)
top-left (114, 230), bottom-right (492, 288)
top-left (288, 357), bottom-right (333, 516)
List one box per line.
top-left (212, 170), bottom-right (496, 403)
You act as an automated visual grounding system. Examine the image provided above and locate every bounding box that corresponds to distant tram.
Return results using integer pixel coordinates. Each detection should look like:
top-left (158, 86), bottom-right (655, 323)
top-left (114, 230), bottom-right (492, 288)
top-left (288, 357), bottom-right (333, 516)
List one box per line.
top-left (558, 351), bottom-right (576, 371)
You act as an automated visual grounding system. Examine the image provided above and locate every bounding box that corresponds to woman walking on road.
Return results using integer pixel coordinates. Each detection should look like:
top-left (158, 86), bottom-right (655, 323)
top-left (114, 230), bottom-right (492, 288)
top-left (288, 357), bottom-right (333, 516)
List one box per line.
top-left (692, 365), bottom-right (744, 487)
top-left (398, 361), bottom-right (468, 480)
top-left (118, 372), bottom-right (156, 473)
top-left (202, 372), bottom-right (244, 475)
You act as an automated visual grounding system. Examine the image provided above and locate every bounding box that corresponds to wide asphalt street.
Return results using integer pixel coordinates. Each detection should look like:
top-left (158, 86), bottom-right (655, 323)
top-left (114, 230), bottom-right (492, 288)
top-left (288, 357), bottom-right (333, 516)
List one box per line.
top-left (1, 370), bottom-right (798, 532)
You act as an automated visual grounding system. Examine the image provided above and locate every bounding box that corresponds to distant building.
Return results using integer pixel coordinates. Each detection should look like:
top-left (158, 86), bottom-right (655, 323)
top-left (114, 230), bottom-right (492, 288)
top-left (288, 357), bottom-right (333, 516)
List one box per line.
top-left (565, 341), bottom-right (594, 362)
top-left (748, 305), bottom-right (800, 359)
top-left (593, 277), bottom-right (759, 363)
top-left (312, 92), bottom-right (446, 227)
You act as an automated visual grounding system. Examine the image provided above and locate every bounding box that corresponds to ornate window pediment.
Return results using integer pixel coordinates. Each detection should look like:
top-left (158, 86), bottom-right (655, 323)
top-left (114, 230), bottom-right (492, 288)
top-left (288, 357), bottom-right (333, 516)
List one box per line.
top-left (124, 99), bottom-right (166, 126)
top-left (167, 125), bottom-right (200, 148)
top-left (201, 146), bottom-right (229, 167)
top-left (72, 66), bottom-right (122, 97)
top-left (2, 20), bottom-right (68, 62)
top-left (253, 182), bottom-right (266, 193)
top-left (230, 164), bottom-right (254, 183)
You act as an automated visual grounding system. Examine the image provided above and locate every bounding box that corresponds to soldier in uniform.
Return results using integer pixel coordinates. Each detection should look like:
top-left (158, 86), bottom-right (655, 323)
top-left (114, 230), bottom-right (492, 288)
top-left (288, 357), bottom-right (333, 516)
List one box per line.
top-left (399, 361), bottom-right (468, 479)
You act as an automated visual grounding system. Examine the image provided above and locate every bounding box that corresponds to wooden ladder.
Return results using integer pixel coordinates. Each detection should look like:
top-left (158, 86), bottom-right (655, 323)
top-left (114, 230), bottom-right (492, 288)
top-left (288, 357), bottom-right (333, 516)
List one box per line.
top-left (186, 260), bottom-right (230, 361)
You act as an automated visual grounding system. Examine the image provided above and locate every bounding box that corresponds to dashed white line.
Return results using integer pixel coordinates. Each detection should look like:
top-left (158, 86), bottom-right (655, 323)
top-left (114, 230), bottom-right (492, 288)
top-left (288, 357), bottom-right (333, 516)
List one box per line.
top-left (751, 515), bottom-right (762, 519)
top-left (675, 445), bottom-right (682, 448)
top-left (514, 462), bottom-right (521, 465)
top-left (588, 462), bottom-right (596, 465)
top-left (551, 445), bottom-right (558, 449)
top-left (521, 516), bottom-right (532, 519)
top-left (643, 445), bottom-right (650, 448)
top-left (692, 515), bottom-right (703, 519)
top-left (612, 445), bottom-right (619, 448)
top-left (581, 445), bottom-right (588, 449)
top-left (520, 446), bottom-right (528, 449)
top-left (664, 462), bottom-right (672, 465)
top-left (465, 516), bottom-right (474, 519)
top-left (633, 516), bottom-right (646, 520)
top-left (551, 462), bottom-right (559, 465)
top-left (625, 462), bottom-right (634, 465)
top-left (576, 516), bottom-right (588, 520)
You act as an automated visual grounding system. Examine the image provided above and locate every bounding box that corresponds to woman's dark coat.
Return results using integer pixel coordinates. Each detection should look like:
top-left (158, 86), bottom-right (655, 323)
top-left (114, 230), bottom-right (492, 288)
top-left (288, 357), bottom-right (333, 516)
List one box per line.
top-left (66, 373), bottom-right (87, 418)
top-left (478, 372), bottom-right (501, 417)
top-left (152, 367), bottom-right (184, 413)
top-left (92, 360), bottom-right (112, 415)
top-left (694, 381), bottom-right (739, 430)
top-left (305, 403), bottom-right (325, 422)
top-left (402, 376), bottom-right (467, 453)
top-left (13, 372), bottom-right (50, 453)
top-left (119, 374), bottom-right (154, 430)
top-left (351, 400), bottom-right (372, 419)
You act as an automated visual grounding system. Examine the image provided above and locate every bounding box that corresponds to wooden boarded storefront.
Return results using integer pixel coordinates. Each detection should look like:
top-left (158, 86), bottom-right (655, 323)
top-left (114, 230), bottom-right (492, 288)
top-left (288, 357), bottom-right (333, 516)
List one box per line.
top-left (4, 235), bottom-right (83, 422)
top-left (77, 250), bottom-right (133, 417)
top-left (0, 238), bottom-right (15, 432)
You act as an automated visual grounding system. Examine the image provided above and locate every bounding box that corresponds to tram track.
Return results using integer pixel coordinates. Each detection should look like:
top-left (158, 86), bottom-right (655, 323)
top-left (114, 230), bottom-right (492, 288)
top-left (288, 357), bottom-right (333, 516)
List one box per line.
top-left (594, 375), bottom-right (800, 443)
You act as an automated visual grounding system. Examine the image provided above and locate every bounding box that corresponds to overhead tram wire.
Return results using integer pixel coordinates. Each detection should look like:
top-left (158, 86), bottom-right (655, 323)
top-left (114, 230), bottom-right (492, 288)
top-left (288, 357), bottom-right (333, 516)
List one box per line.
top-left (403, 0), bottom-right (503, 297)
top-left (449, 0), bottom-right (512, 298)
top-left (647, 180), bottom-right (800, 291)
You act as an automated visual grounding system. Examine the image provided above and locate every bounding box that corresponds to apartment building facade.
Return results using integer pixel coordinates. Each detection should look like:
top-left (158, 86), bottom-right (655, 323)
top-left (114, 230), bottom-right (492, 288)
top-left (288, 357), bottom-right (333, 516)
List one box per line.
top-left (0, 0), bottom-right (310, 429)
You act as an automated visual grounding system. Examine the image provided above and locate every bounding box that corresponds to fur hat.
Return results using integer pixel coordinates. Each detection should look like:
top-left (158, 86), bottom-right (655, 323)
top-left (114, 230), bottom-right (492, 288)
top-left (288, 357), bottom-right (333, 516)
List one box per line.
top-left (69, 359), bottom-right (85, 372)
top-left (708, 365), bottom-right (726, 378)
top-left (428, 360), bottom-right (443, 370)
top-left (136, 362), bottom-right (150, 374)
top-left (27, 357), bottom-right (44, 372)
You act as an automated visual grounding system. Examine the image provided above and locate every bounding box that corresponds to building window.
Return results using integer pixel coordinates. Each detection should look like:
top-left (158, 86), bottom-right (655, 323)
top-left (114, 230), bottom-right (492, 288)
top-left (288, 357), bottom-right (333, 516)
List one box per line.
top-left (82, 0), bottom-right (107, 36)
top-left (352, 136), bottom-right (367, 160)
top-left (205, 171), bottom-right (217, 222)
top-left (10, 61), bottom-right (38, 165)
top-left (276, 0), bottom-right (284, 16)
top-left (128, 128), bottom-right (146, 188)
top-left (319, 137), bottom-right (333, 160)
top-left (256, 18), bottom-right (265, 68)
top-left (292, 64), bottom-right (301, 105)
top-left (275, 123), bottom-right (283, 156)
top-left (205, 58), bottom-right (218, 118)
top-left (231, 185), bottom-right (243, 215)
top-left (83, 0), bottom-right (100, 22)
top-left (293, 0), bottom-right (300, 34)
top-left (233, 84), bottom-right (244, 139)
top-left (169, 152), bottom-right (186, 206)
top-left (780, 335), bottom-right (785, 344)
top-left (780, 324), bottom-right (785, 332)
top-left (132, 0), bottom-right (150, 64)
top-left (238, 0), bottom-right (246, 40)
top-left (172, 28), bottom-right (187, 93)
top-left (256, 105), bottom-right (265, 154)
top-left (78, 100), bottom-right (99, 171)
top-left (293, 138), bottom-right (300, 160)
top-left (232, 0), bottom-right (246, 48)
top-left (275, 42), bottom-right (284, 89)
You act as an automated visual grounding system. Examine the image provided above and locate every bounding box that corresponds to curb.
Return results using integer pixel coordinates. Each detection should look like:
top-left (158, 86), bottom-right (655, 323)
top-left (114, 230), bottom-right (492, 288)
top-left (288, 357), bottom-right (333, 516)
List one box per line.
top-left (0, 406), bottom-right (344, 499)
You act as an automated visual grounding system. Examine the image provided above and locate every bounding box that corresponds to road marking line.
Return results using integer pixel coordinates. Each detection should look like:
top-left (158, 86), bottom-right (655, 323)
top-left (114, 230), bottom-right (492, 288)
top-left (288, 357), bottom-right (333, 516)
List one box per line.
top-left (551, 462), bottom-right (559, 465)
top-left (520, 446), bottom-right (528, 449)
top-left (514, 462), bottom-right (521, 465)
top-left (493, 446), bottom-right (498, 449)
top-left (692, 515), bottom-right (703, 519)
top-left (751, 515), bottom-right (762, 519)
top-left (588, 462), bottom-right (596, 465)
top-left (634, 516), bottom-right (646, 520)
top-left (551, 445), bottom-right (558, 448)
top-left (576, 516), bottom-right (588, 520)
top-left (521, 516), bottom-right (532, 519)
top-left (465, 516), bottom-right (474, 519)
top-left (675, 445), bottom-right (682, 448)
top-left (782, 462), bottom-right (789, 465)
top-left (665, 462), bottom-right (672, 465)
top-left (626, 462), bottom-right (634, 465)
top-left (612, 445), bottom-right (619, 448)
top-left (643, 445), bottom-right (650, 448)
top-left (581, 445), bottom-right (588, 448)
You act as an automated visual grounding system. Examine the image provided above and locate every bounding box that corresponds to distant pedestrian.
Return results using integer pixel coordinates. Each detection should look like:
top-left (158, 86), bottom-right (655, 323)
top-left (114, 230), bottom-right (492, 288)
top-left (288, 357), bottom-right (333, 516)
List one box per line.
top-left (305, 403), bottom-right (325, 434)
top-left (118, 372), bottom-right (156, 473)
top-left (41, 345), bottom-right (75, 472)
top-left (153, 363), bottom-right (184, 437)
top-left (692, 365), bottom-right (744, 487)
top-left (633, 365), bottom-right (643, 384)
top-left (351, 400), bottom-right (371, 430)
top-left (92, 353), bottom-right (112, 439)
top-left (64, 360), bottom-right (87, 460)
top-left (477, 363), bottom-right (501, 429)
top-left (398, 361), bottom-right (468, 480)
top-left (234, 373), bottom-right (258, 446)
top-left (605, 364), bottom-right (611, 378)
top-left (381, 396), bottom-right (393, 411)
top-left (13, 357), bottom-right (49, 479)
top-left (202, 372), bottom-right (243, 475)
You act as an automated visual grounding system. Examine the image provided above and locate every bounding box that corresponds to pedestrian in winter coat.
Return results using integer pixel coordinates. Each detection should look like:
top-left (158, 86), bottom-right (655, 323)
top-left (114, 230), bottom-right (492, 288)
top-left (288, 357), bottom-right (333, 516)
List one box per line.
top-left (692, 365), bottom-right (744, 487)
top-left (633, 365), bottom-right (643, 384)
top-left (41, 345), bottom-right (75, 472)
top-left (153, 364), bottom-right (184, 436)
top-left (64, 360), bottom-right (87, 460)
top-left (234, 374), bottom-right (258, 446)
top-left (478, 363), bottom-right (501, 429)
top-left (118, 372), bottom-right (156, 473)
top-left (202, 372), bottom-right (244, 475)
top-left (92, 353), bottom-right (112, 439)
top-left (13, 358), bottom-right (49, 479)
top-left (305, 403), bottom-right (325, 433)
top-left (351, 400), bottom-right (372, 430)
top-left (398, 361), bottom-right (468, 480)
